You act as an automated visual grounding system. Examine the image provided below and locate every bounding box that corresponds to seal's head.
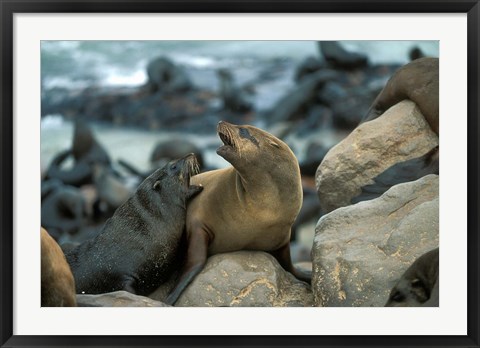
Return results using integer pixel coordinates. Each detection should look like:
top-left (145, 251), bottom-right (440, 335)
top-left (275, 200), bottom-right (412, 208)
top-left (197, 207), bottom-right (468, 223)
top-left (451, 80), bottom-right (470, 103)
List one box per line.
top-left (127, 153), bottom-right (198, 212)
top-left (149, 153), bottom-right (200, 191)
top-left (72, 120), bottom-right (95, 160)
top-left (216, 121), bottom-right (298, 175)
top-left (385, 277), bottom-right (431, 307)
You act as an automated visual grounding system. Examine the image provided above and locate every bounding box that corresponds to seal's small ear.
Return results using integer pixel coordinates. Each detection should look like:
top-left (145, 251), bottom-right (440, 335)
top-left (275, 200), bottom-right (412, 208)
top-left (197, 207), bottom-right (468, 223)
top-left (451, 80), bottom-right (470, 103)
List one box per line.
top-left (153, 181), bottom-right (161, 191)
top-left (269, 141), bottom-right (280, 148)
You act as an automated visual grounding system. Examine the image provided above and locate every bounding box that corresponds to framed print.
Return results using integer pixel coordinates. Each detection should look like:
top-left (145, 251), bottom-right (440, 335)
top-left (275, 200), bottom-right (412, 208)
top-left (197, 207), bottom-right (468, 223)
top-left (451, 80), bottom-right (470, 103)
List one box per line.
top-left (1, 1), bottom-right (479, 347)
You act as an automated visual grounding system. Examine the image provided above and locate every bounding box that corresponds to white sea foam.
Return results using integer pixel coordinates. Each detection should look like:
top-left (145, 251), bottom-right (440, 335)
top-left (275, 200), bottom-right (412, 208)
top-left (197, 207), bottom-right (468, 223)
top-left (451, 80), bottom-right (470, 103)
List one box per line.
top-left (40, 114), bottom-right (65, 129)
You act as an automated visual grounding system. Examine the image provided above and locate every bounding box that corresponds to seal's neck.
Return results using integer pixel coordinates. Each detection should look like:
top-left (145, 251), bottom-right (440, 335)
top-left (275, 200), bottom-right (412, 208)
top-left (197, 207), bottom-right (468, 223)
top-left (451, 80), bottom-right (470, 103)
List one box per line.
top-left (232, 163), bottom-right (301, 203)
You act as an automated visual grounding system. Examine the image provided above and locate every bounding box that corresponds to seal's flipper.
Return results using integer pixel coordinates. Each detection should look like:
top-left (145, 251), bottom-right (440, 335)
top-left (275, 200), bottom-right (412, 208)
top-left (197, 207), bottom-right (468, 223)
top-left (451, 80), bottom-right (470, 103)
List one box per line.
top-left (122, 276), bottom-right (137, 294)
top-left (165, 227), bottom-right (210, 305)
top-left (47, 160), bottom-right (93, 187)
top-left (187, 185), bottom-right (203, 200)
top-left (117, 159), bottom-right (150, 180)
top-left (270, 242), bottom-right (312, 284)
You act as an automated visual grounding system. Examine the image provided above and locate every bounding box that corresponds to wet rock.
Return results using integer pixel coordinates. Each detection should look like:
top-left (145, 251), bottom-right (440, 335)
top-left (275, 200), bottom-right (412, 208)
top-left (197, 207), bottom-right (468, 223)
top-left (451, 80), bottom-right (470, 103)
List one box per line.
top-left (294, 56), bottom-right (324, 82)
top-left (300, 141), bottom-right (331, 177)
top-left (316, 100), bottom-right (438, 213)
top-left (171, 251), bottom-right (313, 307)
top-left (77, 291), bottom-right (170, 307)
top-left (291, 190), bottom-right (322, 241)
top-left (318, 41), bottom-right (369, 70)
top-left (295, 105), bottom-right (333, 137)
top-left (312, 174), bottom-right (439, 307)
top-left (268, 70), bottom-right (337, 124)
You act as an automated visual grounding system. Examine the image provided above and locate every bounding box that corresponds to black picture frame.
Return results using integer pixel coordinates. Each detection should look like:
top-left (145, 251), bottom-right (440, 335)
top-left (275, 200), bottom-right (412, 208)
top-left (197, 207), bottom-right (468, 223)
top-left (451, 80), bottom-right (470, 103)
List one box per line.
top-left (1, 1), bottom-right (479, 347)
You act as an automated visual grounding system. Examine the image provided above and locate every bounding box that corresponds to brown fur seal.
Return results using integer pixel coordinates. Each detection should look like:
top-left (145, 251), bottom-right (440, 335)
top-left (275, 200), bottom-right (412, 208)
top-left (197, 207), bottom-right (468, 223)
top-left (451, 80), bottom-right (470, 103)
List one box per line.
top-left (385, 248), bottom-right (439, 307)
top-left (92, 164), bottom-right (133, 214)
top-left (164, 121), bottom-right (309, 305)
top-left (363, 57), bottom-right (439, 135)
top-left (46, 119), bottom-right (111, 186)
top-left (65, 154), bottom-right (202, 295)
top-left (41, 227), bottom-right (77, 306)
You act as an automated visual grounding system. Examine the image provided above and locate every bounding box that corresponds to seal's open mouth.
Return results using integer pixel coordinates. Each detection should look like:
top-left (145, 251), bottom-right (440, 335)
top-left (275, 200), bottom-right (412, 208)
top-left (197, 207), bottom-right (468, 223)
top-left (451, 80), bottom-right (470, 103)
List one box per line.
top-left (219, 132), bottom-right (233, 147)
top-left (217, 121), bottom-right (238, 157)
top-left (180, 154), bottom-right (200, 185)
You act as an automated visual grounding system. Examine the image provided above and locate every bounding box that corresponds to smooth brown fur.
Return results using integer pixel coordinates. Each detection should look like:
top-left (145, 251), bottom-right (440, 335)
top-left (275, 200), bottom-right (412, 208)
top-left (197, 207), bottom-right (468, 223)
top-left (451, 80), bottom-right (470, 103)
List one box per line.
top-left (364, 57), bottom-right (439, 135)
top-left (165, 121), bottom-right (309, 305)
top-left (41, 227), bottom-right (77, 307)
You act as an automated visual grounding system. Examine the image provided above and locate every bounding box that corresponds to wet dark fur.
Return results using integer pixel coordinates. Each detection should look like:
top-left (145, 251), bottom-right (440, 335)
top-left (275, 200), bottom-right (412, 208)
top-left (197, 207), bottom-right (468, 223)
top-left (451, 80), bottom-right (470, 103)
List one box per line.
top-left (41, 185), bottom-right (87, 241)
top-left (362, 57), bottom-right (439, 136)
top-left (385, 248), bottom-right (439, 307)
top-left (65, 154), bottom-right (202, 296)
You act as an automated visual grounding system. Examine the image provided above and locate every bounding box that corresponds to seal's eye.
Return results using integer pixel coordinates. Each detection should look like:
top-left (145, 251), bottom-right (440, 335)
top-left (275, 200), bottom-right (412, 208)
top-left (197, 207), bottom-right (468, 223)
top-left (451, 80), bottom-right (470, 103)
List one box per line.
top-left (171, 164), bottom-right (177, 171)
top-left (239, 128), bottom-right (249, 138)
top-left (238, 127), bottom-right (259, 146)
top-left (391, 291), bottom-right (405, 302)
top-left (411, 279), bottom-right (423, 288)
top-left (153, 181), bottom-right (161, 191)
top-left (269, 141), bottom-right (280, 148)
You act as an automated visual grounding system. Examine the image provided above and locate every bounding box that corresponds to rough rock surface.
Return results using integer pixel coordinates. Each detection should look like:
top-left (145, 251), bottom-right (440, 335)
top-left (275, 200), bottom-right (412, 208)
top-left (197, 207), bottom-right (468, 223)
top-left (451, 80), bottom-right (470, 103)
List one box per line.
top-left (312, 175), bottom-right (439, 307)
top-left (77, 290), bottom-right (170, 307)
top-left (170, 251), bottom-right (313, 307)
top-left (316, 100), bottom-right (438, 213)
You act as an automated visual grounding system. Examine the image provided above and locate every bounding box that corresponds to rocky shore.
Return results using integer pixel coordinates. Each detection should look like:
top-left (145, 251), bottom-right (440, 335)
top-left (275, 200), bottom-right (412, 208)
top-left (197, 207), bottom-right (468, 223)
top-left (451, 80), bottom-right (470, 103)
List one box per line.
top-left (41, 41), bottom-right (439, 307)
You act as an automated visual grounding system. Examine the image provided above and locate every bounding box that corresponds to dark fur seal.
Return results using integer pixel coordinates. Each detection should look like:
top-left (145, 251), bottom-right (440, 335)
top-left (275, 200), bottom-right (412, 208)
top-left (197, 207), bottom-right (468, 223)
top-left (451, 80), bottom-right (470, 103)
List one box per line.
top-left (41, 227), bottom-right (77, 307)
top-left (217, 68), bottom-right (252, 112)
top-left (65, 154), bottom-right (202, 295)
top-left (46, 120), bottom-right (111, 186)
top-left (363, 57), bottom-right (439, 136)
top-left (385, 248), bottom-right (439, 307)
top-left (41, 185), bottom-right (87, 241)
top-left (165, 121), bottom-right (309, 305)
top-left (146, 56), bottom-right (192, 94)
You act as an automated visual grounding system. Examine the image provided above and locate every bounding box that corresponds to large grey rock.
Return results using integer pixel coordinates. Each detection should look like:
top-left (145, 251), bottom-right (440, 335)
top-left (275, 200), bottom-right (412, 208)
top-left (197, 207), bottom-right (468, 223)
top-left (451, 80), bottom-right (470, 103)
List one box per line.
top-left (312, 175), bottom-right (439, 307)
top-left (77, 291), bottom-right (170, 307)
top-left (316, 100), bottom-right (438, 213)
top-left (169, 251), bottom-right (313, 307)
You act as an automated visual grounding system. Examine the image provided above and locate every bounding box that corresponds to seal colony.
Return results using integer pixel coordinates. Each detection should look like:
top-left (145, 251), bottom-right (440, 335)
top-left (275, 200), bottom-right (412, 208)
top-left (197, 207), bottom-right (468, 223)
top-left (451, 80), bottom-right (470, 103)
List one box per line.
top-left (65, 154), bottom-right (202, 296)
top-left (165, 121), bottom-right (310, 305)
top-left (46, 119), bottom-right (111, 187)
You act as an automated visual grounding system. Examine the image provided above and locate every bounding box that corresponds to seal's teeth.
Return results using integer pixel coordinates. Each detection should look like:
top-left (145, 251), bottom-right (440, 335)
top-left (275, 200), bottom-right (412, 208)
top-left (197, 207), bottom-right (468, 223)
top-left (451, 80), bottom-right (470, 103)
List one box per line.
top-left (219, 132), bottom-right (231, 146)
